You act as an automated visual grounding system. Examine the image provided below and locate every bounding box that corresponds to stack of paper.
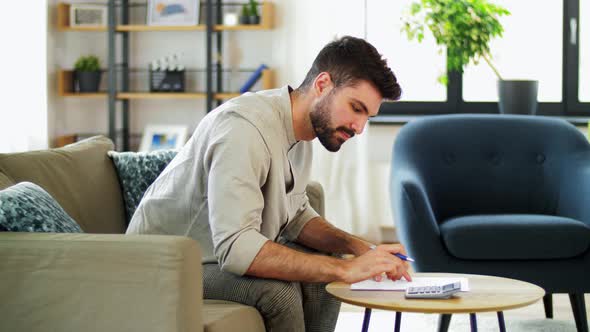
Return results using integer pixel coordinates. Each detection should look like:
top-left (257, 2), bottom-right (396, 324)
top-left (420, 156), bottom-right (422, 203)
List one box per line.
top-left (350, 277), bottom-right (470, 291)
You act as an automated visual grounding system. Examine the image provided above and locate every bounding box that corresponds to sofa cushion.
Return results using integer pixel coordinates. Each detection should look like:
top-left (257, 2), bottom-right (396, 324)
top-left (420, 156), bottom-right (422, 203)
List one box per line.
top-left (203, 300), bottom-right (265, 332)
top-left (0, 182), bottom-right (83, 233)
top-left (0, 136), bottom-right (126, 233)
top-left (440, 214), bottom-right (590, 260)
top-left (108, 150), bottom-right (177, 222)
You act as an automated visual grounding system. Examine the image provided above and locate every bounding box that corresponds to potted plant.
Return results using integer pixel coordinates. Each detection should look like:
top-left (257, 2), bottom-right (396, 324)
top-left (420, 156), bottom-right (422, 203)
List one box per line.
top-left (74, 55), bottom-right (102, 93)
top-left (239, 0), bottom-right (260, 25)
top-left (247, 0), bottom-right (260, 25)
top-left (402, 0), bottom-right (538, 115)
top-left (239, 3), bottom-right (250, 25)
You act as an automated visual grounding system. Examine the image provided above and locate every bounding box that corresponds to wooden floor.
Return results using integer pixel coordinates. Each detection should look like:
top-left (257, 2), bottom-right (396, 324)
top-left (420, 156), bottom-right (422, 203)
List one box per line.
top-left (339, 293), bottom-right (590, 330)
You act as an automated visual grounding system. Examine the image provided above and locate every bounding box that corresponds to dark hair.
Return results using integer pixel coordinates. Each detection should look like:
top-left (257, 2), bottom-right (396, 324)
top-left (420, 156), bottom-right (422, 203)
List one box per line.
top-left (297, 36), bottom-right (401, 101)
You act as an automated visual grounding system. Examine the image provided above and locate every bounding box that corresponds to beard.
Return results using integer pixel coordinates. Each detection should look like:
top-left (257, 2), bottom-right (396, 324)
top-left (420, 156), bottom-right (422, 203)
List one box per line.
top-left (309, 92), bottom-right (355, 152)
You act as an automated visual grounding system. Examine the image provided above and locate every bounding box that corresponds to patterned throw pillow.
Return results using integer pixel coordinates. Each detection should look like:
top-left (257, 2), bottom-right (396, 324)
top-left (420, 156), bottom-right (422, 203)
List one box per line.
top-left (108, 150), bottom-right (178, 223)
top-left (0, 182), bottom-right (83, 233)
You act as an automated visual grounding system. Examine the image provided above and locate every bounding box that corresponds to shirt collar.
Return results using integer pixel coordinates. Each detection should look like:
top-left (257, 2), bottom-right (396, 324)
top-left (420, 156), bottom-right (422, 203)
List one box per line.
top-left (280, 85), bottom-right (297, 147)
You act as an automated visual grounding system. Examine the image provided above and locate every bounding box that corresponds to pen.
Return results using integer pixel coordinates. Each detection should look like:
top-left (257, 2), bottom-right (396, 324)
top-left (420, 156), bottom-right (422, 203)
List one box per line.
top-left (369, 244), bottom-right (415, 262)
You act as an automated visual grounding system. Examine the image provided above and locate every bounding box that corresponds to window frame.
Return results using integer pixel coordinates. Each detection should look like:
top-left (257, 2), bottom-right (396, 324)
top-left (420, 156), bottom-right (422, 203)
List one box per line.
top-left (375, 0), bottom-right (589, 121)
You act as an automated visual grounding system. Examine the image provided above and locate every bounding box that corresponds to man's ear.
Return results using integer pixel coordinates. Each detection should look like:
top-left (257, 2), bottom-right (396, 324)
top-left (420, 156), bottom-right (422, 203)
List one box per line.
top-left (313, 72), bottom-right (333, 96)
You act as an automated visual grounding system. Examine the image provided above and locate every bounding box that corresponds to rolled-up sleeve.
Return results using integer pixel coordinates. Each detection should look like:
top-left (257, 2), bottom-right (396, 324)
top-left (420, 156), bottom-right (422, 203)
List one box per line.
top-left (205, 115), bottom-right (271, 275)
top-left (281, 193), bottom-right (319, 241)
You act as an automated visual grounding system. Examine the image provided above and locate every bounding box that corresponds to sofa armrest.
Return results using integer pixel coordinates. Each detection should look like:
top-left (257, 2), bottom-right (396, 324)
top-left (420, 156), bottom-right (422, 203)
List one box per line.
top-left (0, 233), bottom-right (203, 332)
top-left (306, 181), bottom-right (325, 218)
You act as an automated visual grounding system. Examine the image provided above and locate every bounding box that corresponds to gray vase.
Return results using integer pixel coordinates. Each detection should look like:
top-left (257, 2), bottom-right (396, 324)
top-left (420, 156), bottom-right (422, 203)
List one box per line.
top-left (497, 80), bottom-right (539, 115)
top-left (248, 15), bottom-right (260, 24)
top-left (76, 71), bottom-right (102, 93)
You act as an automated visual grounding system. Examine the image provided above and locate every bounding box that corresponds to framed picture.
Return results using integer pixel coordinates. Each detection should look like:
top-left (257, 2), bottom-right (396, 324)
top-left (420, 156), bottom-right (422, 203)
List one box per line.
top-left (147, 0), bottom-right (200, 26)
top-left (139, 125), bottom-right (188, 152)
top-left (70, 4), bottom-right (107, 27)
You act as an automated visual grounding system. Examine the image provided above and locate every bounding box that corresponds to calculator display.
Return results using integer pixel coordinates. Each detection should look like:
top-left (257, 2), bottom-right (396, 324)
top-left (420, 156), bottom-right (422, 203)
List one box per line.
top-left (443, 284), bottom-right (453, 290)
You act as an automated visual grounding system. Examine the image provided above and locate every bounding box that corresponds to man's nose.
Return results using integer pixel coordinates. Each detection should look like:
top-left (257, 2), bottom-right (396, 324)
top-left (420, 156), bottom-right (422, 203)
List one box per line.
top-left (351, 118), bottom-right (367, 135)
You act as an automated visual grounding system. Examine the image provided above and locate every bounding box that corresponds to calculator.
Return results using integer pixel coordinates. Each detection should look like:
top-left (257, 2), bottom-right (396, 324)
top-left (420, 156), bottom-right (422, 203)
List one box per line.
top-left (405, 281), bottom-right (461, 299)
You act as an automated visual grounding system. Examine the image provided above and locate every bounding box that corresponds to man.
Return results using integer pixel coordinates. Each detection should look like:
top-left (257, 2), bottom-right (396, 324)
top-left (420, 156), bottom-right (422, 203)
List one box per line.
top-left (126, 36), bottom-right (410, 332)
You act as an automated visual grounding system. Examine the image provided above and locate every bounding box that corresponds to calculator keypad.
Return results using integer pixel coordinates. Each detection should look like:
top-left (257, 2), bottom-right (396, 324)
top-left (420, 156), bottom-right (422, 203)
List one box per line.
top-left (405, 282), bottom-right (461, 299)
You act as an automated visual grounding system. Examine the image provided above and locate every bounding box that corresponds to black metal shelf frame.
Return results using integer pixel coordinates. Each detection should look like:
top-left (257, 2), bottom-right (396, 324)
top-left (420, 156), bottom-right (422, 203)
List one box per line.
top-left (107, 0), bottom-right (228, 150)
top-left (378, 0), bottom-right (589, 120)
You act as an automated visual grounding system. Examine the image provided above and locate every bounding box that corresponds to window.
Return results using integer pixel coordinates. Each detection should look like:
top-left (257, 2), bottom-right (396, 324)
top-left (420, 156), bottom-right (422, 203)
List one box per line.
top-left (462, 0), bottom-right (563, 102)
top-left (0, 4), bottom-right (47, 152)
top-left (367, 0), bottom-right (446, 101)
top-left (373, 0), bottom-right (589, 119)
top-left (580, 0), bottom-right (590, 102)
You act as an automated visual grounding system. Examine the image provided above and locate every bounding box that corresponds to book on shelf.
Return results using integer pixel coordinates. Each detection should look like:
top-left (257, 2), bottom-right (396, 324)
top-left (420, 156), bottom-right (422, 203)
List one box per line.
top-left (239, 64), bottom-right (268, 93)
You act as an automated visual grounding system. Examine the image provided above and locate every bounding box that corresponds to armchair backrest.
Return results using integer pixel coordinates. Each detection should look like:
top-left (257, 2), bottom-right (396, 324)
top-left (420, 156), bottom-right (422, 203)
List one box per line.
top-left (392, 114), bottom-right (590, 221)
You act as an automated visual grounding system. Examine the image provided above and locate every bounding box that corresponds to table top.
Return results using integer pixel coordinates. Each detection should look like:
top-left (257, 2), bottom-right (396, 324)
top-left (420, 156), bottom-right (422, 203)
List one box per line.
top-left (326, 273), bottom-right (545, 314)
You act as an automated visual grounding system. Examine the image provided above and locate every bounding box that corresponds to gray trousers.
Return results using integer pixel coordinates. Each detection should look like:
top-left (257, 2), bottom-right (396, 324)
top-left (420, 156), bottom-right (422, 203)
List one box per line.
top-left (203, 242), bottom-right (341, 332)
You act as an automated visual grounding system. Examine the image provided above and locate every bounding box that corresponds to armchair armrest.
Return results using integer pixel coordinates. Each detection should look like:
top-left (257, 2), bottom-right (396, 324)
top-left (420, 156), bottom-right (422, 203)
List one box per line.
top-left (0, 233), bottom-right (202, 332)
top-left (557, 156), bottom-right (590, 227)
top-left (392, 171), bottom-right (453, 271)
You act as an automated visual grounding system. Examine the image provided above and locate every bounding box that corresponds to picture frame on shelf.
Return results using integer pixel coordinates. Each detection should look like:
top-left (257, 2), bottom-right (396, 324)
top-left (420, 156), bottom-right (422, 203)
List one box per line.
top-left (139, 125), bottom-right (188, 152)
top-left (70, 4), bottom-right (107, 27)
top-left (147, 0), bottom-right (200, 26)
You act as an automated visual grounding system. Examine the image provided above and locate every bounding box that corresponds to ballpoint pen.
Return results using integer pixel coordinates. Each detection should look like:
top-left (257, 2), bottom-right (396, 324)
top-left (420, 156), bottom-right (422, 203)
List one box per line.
top-left (369, 244), bottom-right (415, 262)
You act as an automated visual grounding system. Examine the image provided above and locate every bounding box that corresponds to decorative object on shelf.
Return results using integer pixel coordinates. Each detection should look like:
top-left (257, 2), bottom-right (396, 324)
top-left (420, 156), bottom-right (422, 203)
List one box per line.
top-left (239, 0), bottom-right (260, 25)
top-left (239, 4), bottom-right (250, 24)
top-left (149, 54), bottom-right (186, 92)
top-left (402, 0), bottom-right (537, 114)
top-left (70, 4), bottom-right (107, 27)
top-left (247, 0), bottom-right (260, 24)
top-left (239, 64), bottom-right (268, 93)
top-left (74, 55), bottom-right (102, 93)
top-left (223, 11), bottom-right (239, 26)
top-left (139, 125), bottom-right (188, 152)
top-left (147, 0), bottom-right (200, 26)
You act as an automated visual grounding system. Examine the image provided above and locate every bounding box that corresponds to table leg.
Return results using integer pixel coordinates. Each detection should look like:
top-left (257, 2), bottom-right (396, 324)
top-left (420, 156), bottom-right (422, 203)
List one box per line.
top-left (497, 311), bottom-right (506, 332)
top-left (361, 308), bottom-right (372, 332)
top-left (394, 312), bottom-right (402, 332)
top-left (469, 313), bottom-right (478, 332)
top-left (437, 314), bottom-right (452, 332)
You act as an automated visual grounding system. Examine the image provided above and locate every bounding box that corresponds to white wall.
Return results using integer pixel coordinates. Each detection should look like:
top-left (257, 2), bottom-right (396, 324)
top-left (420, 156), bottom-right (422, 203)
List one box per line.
top-left (48, 0), bottom-right (399, 155)
top-left (46, 0), bottom-right (405, 234)
top-left (49, 0), bottom-right (397, 156)
top-left (0, 4), bottom-right (49, 152)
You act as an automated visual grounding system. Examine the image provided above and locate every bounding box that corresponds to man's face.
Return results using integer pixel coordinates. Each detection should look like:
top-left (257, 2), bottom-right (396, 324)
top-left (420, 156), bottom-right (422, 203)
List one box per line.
top-left (310, 80), bottom-right (382, 152)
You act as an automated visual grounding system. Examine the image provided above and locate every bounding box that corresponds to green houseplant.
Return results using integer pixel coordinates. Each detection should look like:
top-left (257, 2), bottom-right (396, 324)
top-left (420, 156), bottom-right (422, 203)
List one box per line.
top-left (402, 0), bottom-right (509, 84)
top-left (402, 0), bottom-right (539, 115)
top-left (239, 0), bottom-right (260, 25)
top-left (239, 4), bottom-right (250, 24)
top-left (74, 55), bottom-right (102, 93)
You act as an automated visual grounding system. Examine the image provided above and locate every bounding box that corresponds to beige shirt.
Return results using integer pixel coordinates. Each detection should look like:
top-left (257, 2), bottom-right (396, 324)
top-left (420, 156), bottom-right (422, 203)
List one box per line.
top-left (126, 86), bottom-right (318, 275)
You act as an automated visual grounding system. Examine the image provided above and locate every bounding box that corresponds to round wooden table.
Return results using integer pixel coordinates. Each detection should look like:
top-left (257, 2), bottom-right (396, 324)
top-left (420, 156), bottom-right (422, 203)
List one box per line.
top-left (326, 273), bottom-right (545, 332)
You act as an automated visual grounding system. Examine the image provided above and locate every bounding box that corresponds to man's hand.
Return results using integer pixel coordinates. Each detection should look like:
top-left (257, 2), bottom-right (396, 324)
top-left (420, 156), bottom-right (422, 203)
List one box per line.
top-left (340, 243), bottom-right (412, 284)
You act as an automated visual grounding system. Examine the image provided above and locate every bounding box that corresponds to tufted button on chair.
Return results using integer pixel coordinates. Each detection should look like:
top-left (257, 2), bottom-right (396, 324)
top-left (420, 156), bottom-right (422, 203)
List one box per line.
top-left (391, 114), bottom-right (590, 332)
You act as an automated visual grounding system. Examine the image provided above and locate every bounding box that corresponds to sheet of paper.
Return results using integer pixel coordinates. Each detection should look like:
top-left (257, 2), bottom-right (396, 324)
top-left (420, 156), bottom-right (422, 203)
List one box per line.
top-left (350, 277), bottom-right (470, 292)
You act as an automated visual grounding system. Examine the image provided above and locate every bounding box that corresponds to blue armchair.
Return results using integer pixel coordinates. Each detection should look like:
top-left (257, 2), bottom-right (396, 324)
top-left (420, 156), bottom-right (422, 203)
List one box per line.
top-left (391, 114), bottom-right (590, 332)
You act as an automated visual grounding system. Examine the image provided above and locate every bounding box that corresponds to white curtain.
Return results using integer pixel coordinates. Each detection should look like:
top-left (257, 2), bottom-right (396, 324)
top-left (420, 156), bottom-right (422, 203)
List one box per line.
top-left (311, 127), bottom-right (383, 243)
top-left (272, 0), bottom-right (384, 243)
top-left (0, 4), bottom-right (48, 152)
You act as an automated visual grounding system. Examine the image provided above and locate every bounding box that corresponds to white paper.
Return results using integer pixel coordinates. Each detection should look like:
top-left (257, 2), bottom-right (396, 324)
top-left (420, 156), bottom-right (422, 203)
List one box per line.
top-left (350, 277), bottom-right (470, 292)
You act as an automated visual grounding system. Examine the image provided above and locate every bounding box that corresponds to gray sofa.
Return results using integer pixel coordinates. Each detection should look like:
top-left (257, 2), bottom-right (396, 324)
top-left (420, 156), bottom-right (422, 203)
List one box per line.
top-left (0, 136), bottom-right (326, 332)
